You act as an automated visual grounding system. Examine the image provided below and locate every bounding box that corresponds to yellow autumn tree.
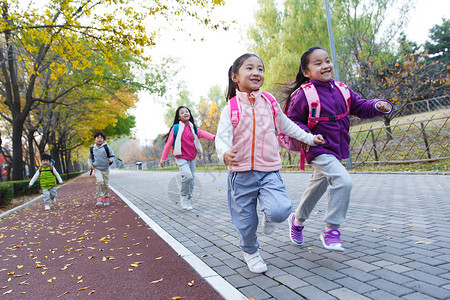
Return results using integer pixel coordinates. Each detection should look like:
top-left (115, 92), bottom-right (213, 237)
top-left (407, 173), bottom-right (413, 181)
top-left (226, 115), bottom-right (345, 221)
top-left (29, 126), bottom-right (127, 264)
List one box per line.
top-left (0, 0), bottom-right (224, 180)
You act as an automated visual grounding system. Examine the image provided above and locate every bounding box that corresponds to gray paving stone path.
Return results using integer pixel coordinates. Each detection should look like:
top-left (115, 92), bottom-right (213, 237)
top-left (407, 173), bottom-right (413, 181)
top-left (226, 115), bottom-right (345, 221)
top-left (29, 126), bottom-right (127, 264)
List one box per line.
top-left (109, 170), bottom-right (450, 300)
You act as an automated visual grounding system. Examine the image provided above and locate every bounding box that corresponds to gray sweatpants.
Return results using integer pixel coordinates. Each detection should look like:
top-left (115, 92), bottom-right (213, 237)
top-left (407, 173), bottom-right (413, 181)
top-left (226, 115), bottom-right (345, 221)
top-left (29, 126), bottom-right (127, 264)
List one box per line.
top-left (176, 158), bottom-right (196, 202)
top-left (43, 186), bottom-right (57, 205)
top-left (294, 154), bottom-right (353, 229)
top-left (228, 170), bottom-right (292, 254)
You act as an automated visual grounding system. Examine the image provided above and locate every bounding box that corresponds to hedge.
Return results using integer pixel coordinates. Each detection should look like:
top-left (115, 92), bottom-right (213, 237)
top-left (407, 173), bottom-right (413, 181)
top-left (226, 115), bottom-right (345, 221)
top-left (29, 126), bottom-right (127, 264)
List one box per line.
top-left (0, 171), bottom-right (87, 207)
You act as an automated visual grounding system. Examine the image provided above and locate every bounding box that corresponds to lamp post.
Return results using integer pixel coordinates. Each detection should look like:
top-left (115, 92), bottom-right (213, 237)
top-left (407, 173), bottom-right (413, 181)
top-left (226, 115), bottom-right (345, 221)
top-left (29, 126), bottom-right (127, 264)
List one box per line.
top-left (324, 0), bottom-right (353, 169)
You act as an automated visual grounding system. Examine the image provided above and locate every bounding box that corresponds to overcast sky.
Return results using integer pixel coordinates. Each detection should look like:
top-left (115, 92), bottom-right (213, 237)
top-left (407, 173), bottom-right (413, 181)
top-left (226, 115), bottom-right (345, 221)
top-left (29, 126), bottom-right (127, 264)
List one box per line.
top-left (133, 0), bottom-right (450, 141)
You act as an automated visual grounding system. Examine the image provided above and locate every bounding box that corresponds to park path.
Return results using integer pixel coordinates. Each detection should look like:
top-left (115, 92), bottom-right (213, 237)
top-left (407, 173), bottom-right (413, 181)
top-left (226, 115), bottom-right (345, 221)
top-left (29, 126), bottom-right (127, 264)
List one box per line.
top-left (0, 174), bottom-right (224, 299)
top-left (109, 169), bottom-right (450, 300)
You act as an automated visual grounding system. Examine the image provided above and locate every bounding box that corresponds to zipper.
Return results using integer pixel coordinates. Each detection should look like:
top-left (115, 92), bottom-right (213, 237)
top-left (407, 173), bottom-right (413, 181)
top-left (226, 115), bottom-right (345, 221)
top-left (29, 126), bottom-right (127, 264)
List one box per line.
top-left (251, 104), bottom-right (256, 170)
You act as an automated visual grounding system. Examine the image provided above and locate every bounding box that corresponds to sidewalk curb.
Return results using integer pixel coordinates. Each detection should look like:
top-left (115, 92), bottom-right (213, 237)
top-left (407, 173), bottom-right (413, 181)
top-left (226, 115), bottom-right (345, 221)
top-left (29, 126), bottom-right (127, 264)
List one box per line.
top-left (0, 194), bottom-right (43, 219)
top-left (110, 185), bottom-right (248, 300)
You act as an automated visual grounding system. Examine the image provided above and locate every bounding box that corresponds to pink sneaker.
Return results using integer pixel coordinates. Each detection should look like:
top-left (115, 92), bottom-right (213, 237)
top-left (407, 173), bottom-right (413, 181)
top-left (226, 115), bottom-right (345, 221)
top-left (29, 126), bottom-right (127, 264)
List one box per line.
top-left (96, 197), bottom-right (103, 206)
top-left (103, 197), bottom-right (110, 206)
top-left (320, 229), bottom-right (345, 252)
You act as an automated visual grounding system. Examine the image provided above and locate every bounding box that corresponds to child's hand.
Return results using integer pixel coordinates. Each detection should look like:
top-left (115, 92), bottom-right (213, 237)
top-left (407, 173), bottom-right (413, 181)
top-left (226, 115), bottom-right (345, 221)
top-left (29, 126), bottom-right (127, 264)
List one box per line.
top-left (376, 101), bottom-right (391, 113)
top-left (224, 148), bottom-right (238, 166)
top-left (160, 159), bottom-right (166, 167)
top-left (88, 165), bottom-right (94, 171)
top-left (314, 134), bottom-right (325, 145)
top-left (28, 185), bottom-right (31, 188)
top-left (59, 182), bottom-right (63, 185)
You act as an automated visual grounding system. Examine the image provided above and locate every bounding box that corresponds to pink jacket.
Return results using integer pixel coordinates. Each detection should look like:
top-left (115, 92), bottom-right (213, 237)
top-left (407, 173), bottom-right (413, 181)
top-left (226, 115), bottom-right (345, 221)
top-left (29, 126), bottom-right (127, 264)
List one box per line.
top-left (228, 90), bottom-right (282, 172)
top-left (161, 124), bottom-right (215, 161)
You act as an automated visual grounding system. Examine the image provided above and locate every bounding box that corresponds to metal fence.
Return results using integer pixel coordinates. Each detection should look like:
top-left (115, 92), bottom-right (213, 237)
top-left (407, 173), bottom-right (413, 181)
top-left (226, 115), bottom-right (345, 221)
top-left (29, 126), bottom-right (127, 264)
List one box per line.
top-left (281, 112), bottom-right (450, 167)
top-left (349, 114), bottom-right (449, 165)
top-left (351, 96), bottom-right (449, 126)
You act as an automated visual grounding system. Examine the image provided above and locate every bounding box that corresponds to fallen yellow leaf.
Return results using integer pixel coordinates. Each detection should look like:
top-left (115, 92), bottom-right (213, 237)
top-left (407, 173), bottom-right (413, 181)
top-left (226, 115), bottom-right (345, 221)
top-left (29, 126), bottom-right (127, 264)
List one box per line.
top-left (78, 287), bottom-right (89, 291)
top-left (171, 297), bottom-right (183, 300)
top-left (155, 256), bottom-right (162, 260)
top-left (3, 290), bottom-right (12, 295)
top-left (188, 280), bottom-right (194, 286)
top-left (88, 290), bottom-right (95, 295)
top-left (150, 278), bottom-right (163, 284)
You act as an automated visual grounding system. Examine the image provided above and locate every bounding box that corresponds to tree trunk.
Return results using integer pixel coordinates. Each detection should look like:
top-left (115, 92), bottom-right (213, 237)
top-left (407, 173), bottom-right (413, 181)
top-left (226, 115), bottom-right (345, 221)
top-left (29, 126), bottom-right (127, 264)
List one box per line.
top-left (27, 130), bottom-right (36, 177)
top-left (12, 119), bottom-right (25, 180)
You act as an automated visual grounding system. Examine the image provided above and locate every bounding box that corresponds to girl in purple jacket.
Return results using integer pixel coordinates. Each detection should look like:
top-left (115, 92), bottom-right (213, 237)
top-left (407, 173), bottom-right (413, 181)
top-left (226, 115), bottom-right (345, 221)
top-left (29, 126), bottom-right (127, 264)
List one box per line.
top-left (285, 47), bottom-right (392, 251)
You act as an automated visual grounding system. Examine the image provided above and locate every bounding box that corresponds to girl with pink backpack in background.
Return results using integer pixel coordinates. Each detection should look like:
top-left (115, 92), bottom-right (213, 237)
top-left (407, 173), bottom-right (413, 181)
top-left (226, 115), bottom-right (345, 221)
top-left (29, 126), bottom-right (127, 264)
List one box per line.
top-left (215, 53), bottom-right (324, 273)
top-left (284, 46), bottom-right (393, 252)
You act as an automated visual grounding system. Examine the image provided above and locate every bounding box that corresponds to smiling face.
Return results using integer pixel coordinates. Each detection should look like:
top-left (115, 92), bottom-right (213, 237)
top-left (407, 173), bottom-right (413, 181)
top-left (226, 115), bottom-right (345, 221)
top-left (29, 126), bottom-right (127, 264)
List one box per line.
top-left (231, 56), bottom-right (265, 94)
top-left (41, 159), bottom-right (50, 167)
top-left (178, 107), bottom-right (191, 123)
top-left (302, 49), bottom-right (334, 82)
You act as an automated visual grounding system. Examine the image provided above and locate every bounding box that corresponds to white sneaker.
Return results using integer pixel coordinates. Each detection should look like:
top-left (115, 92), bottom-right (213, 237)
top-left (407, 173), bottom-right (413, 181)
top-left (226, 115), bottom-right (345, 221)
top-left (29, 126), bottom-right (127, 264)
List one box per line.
top-left (185, 199), bottom-right (193, 210)
top-left (180, 199), bottom-right (188, 209)
top-left (180, 199), bottom-right (193, 210)
top-left (243, 251), bottom-right (268, 273)
top-left (44, 204), bottom-right (50, 211)
top-left (262, 215), bottom-right (275, 235)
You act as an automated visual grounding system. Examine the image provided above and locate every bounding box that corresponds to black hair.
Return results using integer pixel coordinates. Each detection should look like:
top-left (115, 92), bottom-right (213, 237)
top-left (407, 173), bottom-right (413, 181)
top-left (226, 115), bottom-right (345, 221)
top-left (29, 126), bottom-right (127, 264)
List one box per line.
top-left (225, 53), bottom-right (264, 101)
top-left (41, 153), bottom-right (52, 161)
top-left (281, 46), bottom-right (327, 111)
top-left (94, 131), bottom-right (106, 140)
top-left (162, 106), bottom-right (198, 142)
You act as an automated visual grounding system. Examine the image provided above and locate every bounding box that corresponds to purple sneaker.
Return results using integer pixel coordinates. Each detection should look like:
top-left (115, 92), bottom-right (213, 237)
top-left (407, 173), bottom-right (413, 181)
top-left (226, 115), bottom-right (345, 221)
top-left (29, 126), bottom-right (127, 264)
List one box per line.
top-left (288, 213), bottom-right (304, 245)
top-left (320, 229), bottom-right (345, 252)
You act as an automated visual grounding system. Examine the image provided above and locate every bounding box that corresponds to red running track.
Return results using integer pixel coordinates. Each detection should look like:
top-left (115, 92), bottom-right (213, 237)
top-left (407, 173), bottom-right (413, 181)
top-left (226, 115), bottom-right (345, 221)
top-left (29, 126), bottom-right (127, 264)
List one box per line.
top-left (0, 174), bottom-right (223, 299)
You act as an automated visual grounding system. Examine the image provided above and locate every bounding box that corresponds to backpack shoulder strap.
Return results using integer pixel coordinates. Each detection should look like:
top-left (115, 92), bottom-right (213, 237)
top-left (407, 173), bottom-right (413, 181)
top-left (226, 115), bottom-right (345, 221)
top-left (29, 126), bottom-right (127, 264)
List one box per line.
top-left (301, 81), bottom-right (321, 129)
top-left (39, 166), bottom-right (41, 172)
top-left (173, 124), bottom-right (179, 138)
top-left (261, 92), bottom-right (281, 134)
top-left (90, 146), bottom-right (94, 160)
top-left (104, 145), bottom-right (114, 158)
top-left (229, 96), bottom-right (240, 128)
top-left (335, 81), bottom-right (351, 112)
top-left (261, 92), bottom-right (280, 116)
